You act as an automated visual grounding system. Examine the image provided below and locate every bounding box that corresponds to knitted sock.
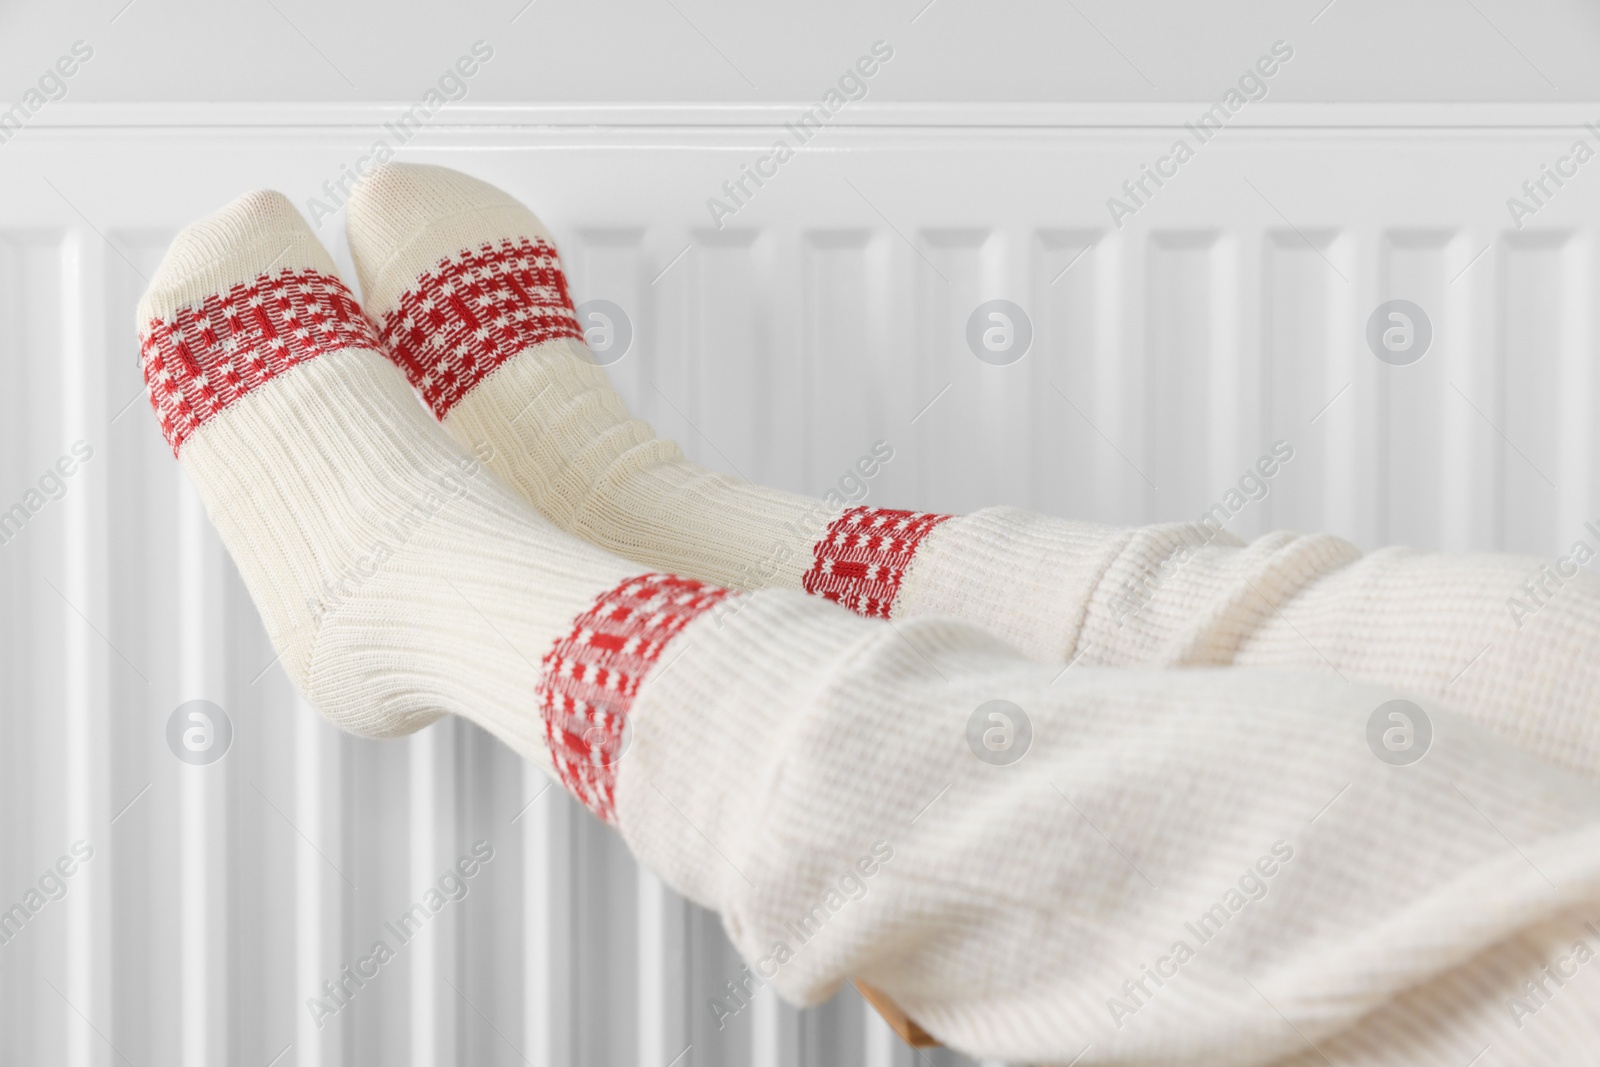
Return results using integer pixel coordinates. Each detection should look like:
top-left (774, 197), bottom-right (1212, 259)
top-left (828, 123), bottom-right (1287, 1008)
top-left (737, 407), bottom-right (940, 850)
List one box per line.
top-left (344, 162), bottom-right (1600, 780)
top-left (153, 191), bottom-right (1600, 1065)
top-left (138, 188), bottom-right (650, 784)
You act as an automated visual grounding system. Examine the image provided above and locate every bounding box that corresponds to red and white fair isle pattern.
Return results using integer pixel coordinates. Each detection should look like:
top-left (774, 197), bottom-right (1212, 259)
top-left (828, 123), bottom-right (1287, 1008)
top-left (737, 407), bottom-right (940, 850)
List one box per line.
top-left (380, 235), bottom-right (586, 420)
top-left (538, 573), bottom-right (733, 824)
top-left (140, 269), bottom-right (380, 456)
top-left (803, 506), bottom-right (954, 619)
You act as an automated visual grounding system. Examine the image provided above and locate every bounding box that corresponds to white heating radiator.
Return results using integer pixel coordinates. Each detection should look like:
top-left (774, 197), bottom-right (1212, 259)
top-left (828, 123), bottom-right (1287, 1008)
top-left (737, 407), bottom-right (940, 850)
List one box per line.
top-left (0, 102), bottom-right (1596, 1066)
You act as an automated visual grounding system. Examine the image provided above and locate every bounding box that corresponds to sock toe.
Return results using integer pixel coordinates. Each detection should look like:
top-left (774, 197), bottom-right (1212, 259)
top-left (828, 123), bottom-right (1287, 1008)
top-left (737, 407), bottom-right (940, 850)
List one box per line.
top-left (344, 162), bottom-right (587, 420)
top-left (136, 189), bottom-right (339, 331)
top-left (346, 161), bottom-right (558, 316)
top-left (138, 190), bottom-right (379, 458)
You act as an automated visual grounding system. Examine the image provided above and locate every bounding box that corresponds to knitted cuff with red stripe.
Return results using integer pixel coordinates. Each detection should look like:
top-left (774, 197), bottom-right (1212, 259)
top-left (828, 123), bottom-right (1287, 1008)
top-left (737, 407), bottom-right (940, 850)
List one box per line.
top-left (378, 234), bottom-right (584, 419)
top-left (141, 268), bottom-right (378, 455)
top-left (540, 573), bottom-right (733, 823)
top-left (802, 507), bottom-right (953, 619)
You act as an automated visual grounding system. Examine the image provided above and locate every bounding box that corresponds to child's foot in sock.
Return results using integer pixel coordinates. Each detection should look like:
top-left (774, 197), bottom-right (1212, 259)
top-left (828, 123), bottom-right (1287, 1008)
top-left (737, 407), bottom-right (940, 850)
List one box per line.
top-left (138, 188), bottom-right (692, 805)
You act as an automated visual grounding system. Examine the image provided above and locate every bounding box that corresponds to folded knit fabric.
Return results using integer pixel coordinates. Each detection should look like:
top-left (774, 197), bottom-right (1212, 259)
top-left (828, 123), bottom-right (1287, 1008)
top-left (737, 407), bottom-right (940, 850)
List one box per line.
top-left (629, 595), bottom-right (1600, 1065)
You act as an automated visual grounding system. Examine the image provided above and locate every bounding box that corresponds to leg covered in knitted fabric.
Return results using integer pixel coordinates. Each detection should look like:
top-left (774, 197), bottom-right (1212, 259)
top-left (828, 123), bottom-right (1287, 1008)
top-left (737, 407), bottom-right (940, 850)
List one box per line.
top-left (624, 595), bottom-right (1600, 1066)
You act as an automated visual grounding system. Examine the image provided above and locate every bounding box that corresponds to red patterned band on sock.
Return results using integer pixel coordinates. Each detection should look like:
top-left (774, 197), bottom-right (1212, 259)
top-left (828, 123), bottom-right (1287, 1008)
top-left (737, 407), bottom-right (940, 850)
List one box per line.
top-left (803, 506), bottom-right (954, 619)
top-left (538, 573), bottom-right (733, 824)
top-left (139, 269), bottom-right (380, 456)
top-left (380, 235), bottom-right (586, 420)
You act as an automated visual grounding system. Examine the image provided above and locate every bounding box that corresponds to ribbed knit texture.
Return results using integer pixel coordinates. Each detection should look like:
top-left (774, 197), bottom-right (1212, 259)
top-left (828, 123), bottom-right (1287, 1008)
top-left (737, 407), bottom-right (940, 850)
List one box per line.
top-left (624, 592), bottom-right (1600, 1065)
top-left (138, 190), bottom-right (640, 759)
top-left (1077, 522), bottom-right (1600, 781)
top-left (1233, 546), bottom-right (1600, 780)
top-left (344, 164), bottom-right (1600, 785)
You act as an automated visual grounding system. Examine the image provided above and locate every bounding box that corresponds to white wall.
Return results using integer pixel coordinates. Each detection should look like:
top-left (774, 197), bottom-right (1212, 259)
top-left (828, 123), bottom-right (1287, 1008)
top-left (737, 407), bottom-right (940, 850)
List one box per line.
top-left (3, 0), bottom-right (1600, 105)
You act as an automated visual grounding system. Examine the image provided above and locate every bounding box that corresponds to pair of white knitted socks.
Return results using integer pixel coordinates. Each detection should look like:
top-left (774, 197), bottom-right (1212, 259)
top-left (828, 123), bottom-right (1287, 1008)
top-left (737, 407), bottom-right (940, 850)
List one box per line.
top-left (139, 172), bottom-right (1600, 1065)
